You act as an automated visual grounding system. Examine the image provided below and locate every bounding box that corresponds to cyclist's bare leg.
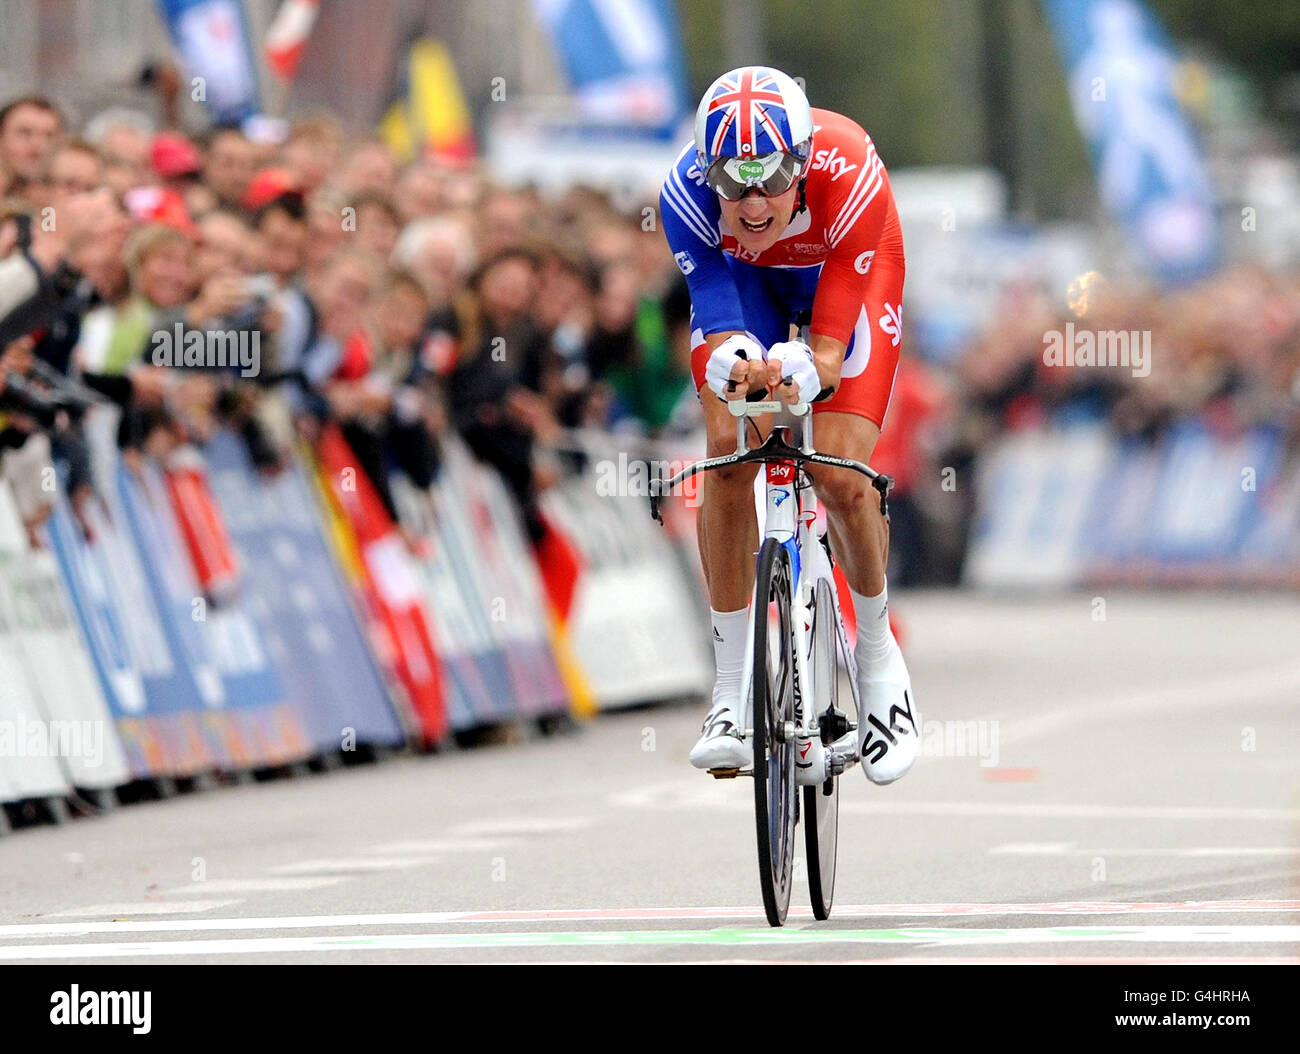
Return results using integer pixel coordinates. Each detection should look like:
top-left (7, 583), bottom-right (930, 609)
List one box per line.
top-left (806, 409), bottom-right (918, 783)
top-left (688, 391), bottom-right (770, 767)
top-left (697, 392), bottom-right (767, 609)
top-left (802, 410), bottom-right (887, 595)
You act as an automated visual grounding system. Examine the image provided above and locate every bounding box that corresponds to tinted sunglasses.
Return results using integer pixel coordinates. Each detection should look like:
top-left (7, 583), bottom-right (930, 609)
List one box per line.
top-left (704, 151), bottom-right (804, 201)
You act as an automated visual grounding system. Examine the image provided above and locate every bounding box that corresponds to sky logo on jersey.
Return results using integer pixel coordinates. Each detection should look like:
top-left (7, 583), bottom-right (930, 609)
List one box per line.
top-left (810, 145), bottom-right (858, 181)
top-left (674, 251), bottom-right (695, 275)
top-left (879, 302), bottom-right (902, 346)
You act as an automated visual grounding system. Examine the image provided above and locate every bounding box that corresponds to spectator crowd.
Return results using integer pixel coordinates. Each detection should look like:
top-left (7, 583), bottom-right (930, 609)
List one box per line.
top-left (0, 92), bottom-right (696, 554)
top-left (952, 266), bottom-right (1300, 447)
top-left (2, 90), bottom-right (1295, 584)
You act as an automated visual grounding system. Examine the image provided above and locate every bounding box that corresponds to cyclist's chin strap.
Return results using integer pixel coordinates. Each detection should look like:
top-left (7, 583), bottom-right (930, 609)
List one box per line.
top-left (794, 177), bottom-right (808, 217)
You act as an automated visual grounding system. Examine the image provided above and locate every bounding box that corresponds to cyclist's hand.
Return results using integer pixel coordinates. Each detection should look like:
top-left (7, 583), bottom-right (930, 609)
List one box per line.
top-left (705, 333), bottom-right (767, 401)
top-left (765, 340), bottom-right (820, 405)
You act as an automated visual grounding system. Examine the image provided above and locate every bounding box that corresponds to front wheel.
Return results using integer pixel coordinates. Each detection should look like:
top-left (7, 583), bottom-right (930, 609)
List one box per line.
top-left (752, 538), bottom-right (797, 927)
top-left (804, 576), bottom-right (840, 920)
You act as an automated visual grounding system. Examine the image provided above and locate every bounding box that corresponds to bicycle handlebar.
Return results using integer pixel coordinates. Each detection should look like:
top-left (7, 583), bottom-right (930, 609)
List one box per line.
top-left (648, 408), bottom-right (893, 524)
top-left (728, 398), bottom-right (809, 417)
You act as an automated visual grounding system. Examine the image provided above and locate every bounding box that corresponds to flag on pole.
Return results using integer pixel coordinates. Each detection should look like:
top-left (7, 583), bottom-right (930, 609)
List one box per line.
top-left (264, 0), bottom-right (320, 81)
top-left (155, 0), bottom-right (262, 125)
top-left (378, 37), bottom-right (477, 164)
top-left (1042, 0), bottom-right (1219, 284)
top-left (531, 0), bottom-right (688, 132)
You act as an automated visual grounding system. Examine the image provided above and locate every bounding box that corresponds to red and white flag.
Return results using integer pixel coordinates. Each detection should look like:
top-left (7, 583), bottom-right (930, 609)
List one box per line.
top-left (264, 0), bottom-right (320, 80)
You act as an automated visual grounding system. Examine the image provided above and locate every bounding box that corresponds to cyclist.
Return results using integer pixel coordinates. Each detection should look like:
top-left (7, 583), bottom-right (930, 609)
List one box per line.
top-left (660, 66), bottom-right (919, 784)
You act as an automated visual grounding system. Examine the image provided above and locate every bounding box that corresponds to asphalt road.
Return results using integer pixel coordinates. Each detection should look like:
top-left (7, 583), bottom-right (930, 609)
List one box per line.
top-left (1, 591), bottom-right (1297, 964)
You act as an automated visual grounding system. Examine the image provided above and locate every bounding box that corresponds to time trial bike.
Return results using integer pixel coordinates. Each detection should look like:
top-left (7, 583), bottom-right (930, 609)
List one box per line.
top-left (651, 397), bottom-right (892, 926)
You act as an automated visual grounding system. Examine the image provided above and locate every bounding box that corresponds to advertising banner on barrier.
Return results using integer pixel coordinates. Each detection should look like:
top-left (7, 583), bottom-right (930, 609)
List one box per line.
top-left (78, 408), bottom-right (227, 775)
top-left (390, 473), bottom-right (505, 730)
top-left (117, 457), bottom-right (240, 769)
top-left (45, 497), bottom-right (163, 779)
top-left (0, 484), bottom-right (75, 803)
top-left (463, 449), bottom-right (570, 717)
top-left (433, 440), bottom-right (568, 719)
top-left (968, 422), bottom-right (1300, 587)
top-left (43, 407), bottom-right (303, 777)
top-left (1132, 424), bottom-right (1281, 563)
top-left (315, 423), bottom-right (447, 746)
top-left (1237, 459), bottom-right (1300, 581)
top-left (204, 428), bottom-right (407, 752)
top-left (966, 423), bottom-right (1117, 588)
top-left (540, 451), bottom-right (711, 709)
top-left (0, 483), bottom-right (130, 792)
top-left (160, 449), bottom-right (314, 768)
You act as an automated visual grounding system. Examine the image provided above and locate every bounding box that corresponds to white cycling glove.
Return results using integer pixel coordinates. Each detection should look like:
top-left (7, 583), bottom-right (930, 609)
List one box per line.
top-left (765, 340), bottom-right (821, 403)
top-left (705, 333), bottom-right (765, 399)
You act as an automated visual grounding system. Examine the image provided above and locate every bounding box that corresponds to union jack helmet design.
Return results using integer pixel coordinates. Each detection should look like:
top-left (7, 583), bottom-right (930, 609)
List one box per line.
top-left (694, 66), bottom-right (813, 170)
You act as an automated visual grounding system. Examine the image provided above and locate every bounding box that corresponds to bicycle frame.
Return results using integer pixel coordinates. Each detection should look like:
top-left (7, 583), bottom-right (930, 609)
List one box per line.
top-left (650, 398), bottom-right (893, 779)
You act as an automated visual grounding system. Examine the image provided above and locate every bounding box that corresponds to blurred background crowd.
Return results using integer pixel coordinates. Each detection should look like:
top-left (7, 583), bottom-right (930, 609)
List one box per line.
top-left (0, 89), bottom-right (702, 557)
top-left (1, 0), bottom-right (1297, 587)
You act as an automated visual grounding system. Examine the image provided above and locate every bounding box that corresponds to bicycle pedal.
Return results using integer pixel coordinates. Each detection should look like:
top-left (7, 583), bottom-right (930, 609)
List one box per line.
top-left (708, 767), bottom-right (741, 779)
top-left (819, 706), bottom-right (851, 742)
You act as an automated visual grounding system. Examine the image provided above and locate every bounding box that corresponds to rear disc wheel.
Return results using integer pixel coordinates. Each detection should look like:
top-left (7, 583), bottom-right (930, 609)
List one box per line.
top-left (804, 576), bottom-right (840, 920)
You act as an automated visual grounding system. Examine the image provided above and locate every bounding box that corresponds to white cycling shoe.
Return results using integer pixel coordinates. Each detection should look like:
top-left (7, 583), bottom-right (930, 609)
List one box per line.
top-left (689, 699), bottom-right (750, 770)
top-left (857, 637), bottom-right (921, 785)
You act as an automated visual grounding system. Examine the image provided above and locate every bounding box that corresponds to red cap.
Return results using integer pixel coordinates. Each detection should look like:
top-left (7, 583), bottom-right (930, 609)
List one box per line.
top-left (124, 185), bottom-right (198, 238)
top-left (242, 167), bottom-right (299, 211)
top-left (151, 132), bottom-right (202, 179)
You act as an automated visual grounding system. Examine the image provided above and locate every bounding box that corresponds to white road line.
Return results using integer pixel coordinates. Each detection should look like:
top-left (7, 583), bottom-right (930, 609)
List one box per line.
top-left (999, 659), bottom-right (1300, 746)
top-left (361, 838), bottom-right (510, 854)
top-left (1, 924), bottom-right (1299, 959)
top-left (1184, 847), bottom-right (1300, 857)
top-left (1129, 868), bottom-right (1300, 899)
top-left (613, 782), bottom-right (1300, 820)
top-left (268, 858), bottom-right (434, 875)
top-left (847, 802), bottom-right (1300, 820)
top-left (46, 901), bottom-right (239, 917)
top-left (990, 844), bottom-right (1300, 857)
top-left (2, 901), bottom-right (1296, 937)
top-left (627, 957), bottom-right (1300, 966)
top-left (164, 877), bottom-right (343, 894)
top-left (450, 817), bottom-right (593, 835)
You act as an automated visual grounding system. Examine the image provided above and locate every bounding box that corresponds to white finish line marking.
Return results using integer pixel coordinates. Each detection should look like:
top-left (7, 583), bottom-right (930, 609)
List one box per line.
top-left (268, 858), bottom-right (433, 875)
top-left (3, 901), bottom-right (1296, 938)
top-left (361, 838), bottom-right (509, 854)
top-left (646, 956), bottom-right (1300, 966)
top-left (1, 925), bottom-right (1298, 960)
top-left (451, 817), bottom-right (592, 836)
top-left (991, 844), bottom-right (1300, 857)
top-left (164, 877), bottom-right (343, 894)
top-left (47, 901), bottom-right (239, 918)
top-left (613, 784), bottom-right (1300, 820)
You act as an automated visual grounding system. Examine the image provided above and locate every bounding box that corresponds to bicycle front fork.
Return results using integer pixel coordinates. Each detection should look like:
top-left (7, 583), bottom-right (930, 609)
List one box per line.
top-left (790, 585), bottom-right (831, 787)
